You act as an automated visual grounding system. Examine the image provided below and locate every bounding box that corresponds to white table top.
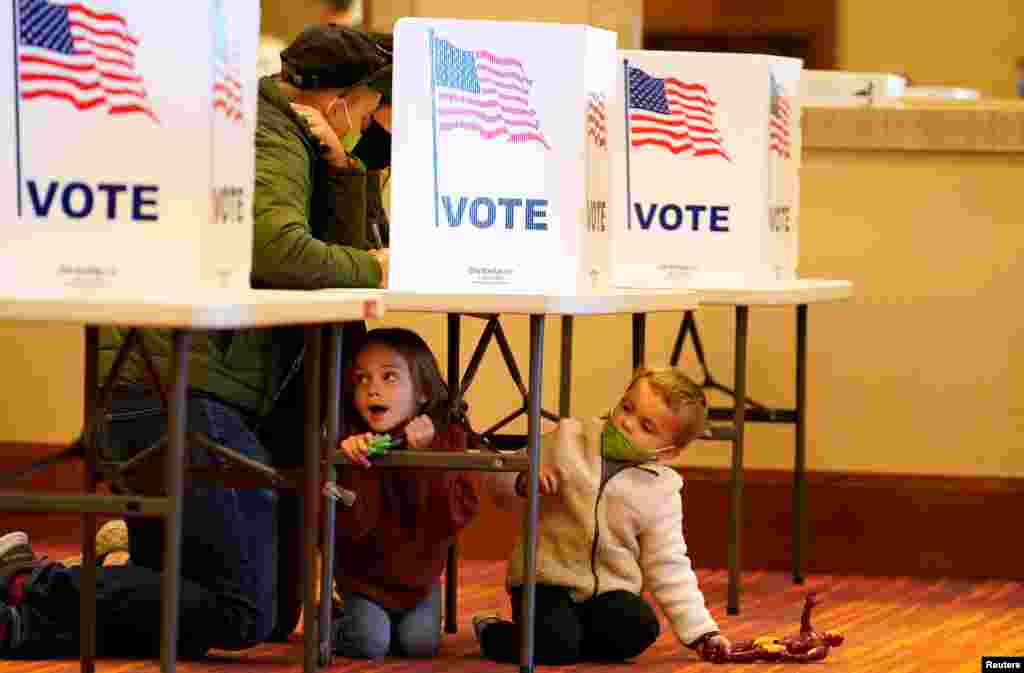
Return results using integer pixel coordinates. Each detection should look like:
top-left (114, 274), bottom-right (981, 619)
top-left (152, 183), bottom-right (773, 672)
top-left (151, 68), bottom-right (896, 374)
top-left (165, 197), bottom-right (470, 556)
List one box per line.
top-left (0, 288), bottom-right (384, 329)
top-left (685, 278), bottom-right (853, 305)
top-left (383, 288), bottom-right (699, 315)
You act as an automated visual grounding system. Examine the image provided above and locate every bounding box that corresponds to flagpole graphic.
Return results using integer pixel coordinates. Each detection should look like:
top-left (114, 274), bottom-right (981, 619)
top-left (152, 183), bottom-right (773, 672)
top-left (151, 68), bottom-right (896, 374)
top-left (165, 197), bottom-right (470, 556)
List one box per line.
top-left (623, 58), bottom-right (631, 230)
top-left (12, 0), bottom-right (22, 216)
top-left (428, 27), bottom-right (440, 227)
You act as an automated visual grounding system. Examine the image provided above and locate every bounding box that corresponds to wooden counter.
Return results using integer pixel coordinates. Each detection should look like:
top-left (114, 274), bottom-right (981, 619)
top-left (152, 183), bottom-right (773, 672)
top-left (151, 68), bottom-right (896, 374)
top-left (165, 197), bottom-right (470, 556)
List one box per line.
top-left (803, 99), bottom-right (1024, 152)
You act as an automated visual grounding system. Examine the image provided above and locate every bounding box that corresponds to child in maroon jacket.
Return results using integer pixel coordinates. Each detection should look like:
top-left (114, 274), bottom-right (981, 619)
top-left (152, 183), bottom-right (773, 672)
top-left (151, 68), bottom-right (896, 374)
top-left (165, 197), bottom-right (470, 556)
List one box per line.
top-left (332, 328), bottom-right (479, 659)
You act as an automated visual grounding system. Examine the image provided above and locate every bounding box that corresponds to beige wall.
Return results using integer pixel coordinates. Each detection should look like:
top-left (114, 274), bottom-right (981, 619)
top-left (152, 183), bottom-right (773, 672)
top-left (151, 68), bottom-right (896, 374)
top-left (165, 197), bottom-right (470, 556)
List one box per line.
top-left (838, 0), bottom-right (1024, 98)
top-left (0, 324), bottom-right (82, 443)
top-left (260, 0), bottom-right (326, 41)
top-left (794, 147), bottom-right (1023, 477)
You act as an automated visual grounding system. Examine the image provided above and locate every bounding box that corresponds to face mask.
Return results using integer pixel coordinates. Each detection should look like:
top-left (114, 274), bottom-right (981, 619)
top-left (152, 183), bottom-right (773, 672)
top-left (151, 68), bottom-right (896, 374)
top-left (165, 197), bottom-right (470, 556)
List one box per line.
top-left (335, 97), bottom-right (362, 151)
top-left (600, 418), bottom-right (659, 462)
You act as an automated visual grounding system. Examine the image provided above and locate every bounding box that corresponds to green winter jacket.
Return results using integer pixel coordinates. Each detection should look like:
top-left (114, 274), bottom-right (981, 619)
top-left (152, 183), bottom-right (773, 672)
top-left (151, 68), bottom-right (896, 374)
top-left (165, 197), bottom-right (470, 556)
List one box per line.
top-left (98, 76), bottom-right (386, 415)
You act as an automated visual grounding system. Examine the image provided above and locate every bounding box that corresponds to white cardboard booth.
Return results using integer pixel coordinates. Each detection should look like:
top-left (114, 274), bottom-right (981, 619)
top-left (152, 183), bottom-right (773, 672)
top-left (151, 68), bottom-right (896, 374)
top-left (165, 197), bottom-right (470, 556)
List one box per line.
top-left (608, 50), bottom-right (803, 288)
top-left (1, 0), bottom-right (259, 296)
top-left (389, 18), bottom-right (616, 295)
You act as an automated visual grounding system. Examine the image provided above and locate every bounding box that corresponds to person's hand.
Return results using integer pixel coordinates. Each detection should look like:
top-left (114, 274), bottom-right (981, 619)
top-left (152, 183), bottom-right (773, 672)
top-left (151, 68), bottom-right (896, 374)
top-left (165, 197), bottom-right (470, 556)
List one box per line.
top-left (370, 248), bottom-right (389, 288)
top-left (699, 634), bottom-right (732, 661)
top-left (373, 104), bottom-right (392, 133)
top-left (404, 414), bottom-right (435, 449)
top-left (339, 432), bottom-right (375, 468)
top-left (291, 102), bottom-right (349, 169)
top-left (538, 464), bottom-right (567, 495)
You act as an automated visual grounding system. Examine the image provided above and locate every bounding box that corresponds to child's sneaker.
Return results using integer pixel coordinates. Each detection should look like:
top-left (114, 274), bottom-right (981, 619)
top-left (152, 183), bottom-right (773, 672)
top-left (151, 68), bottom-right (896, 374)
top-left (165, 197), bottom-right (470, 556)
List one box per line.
top-left (62, 519), bottom-right (130, 568)
top-left (472, 613), bottom-right (502, 644)
top-left (0, 598), bottom-right (31, 654)
top-left (0, 532), bottom-right (35, 597)
top-left (0, 532), bottom-right (38, 654)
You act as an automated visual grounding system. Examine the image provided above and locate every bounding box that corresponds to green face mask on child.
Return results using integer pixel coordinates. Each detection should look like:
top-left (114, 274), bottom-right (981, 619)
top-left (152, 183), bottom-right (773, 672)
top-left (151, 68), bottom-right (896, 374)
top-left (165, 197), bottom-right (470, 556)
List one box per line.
top-left (600, 418), bottom-right (658, 462)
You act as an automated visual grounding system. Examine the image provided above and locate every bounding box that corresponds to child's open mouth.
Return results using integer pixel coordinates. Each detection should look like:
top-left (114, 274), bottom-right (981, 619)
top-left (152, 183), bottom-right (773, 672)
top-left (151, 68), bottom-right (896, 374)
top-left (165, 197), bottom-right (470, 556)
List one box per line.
top-left (367, 403), bottom-right (390, 425)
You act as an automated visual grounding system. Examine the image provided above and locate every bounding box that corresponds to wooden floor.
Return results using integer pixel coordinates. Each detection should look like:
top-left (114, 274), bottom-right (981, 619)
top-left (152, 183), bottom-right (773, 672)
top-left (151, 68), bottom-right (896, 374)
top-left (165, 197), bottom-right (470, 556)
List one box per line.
top-left (3, 539), bottom-right (1022, 673)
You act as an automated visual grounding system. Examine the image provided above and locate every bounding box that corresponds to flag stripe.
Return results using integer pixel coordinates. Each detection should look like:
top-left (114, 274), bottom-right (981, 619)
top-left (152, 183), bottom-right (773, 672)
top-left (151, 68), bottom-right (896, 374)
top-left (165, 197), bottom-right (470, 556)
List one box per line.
top-left (437, 106), bottom-right (540, 129)
top-left (23, 88), bottom-right (104, 109)
top-left (476, 75), bottom-right (530, 97)
top-left (475, 49), bottom-right (525, 70)
top-left (66, 2), bottom-right (127, 28)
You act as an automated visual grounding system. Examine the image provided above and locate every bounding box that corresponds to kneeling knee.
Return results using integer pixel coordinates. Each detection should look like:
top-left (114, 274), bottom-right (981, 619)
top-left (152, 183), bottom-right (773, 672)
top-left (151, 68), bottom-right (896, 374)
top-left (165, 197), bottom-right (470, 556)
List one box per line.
top-left (398, 632), bottom-right (440, 658)
top-left (333, 616), bottom-right (391, 659)
top-left (341, 629), bottom-right (391, 660)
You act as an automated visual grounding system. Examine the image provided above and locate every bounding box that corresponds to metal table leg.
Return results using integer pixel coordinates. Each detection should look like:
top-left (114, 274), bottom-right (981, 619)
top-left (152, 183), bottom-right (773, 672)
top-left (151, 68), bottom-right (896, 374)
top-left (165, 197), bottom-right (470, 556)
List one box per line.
top-left (793, 305), bottom-right (808, 585)
top-left (559, 316), bottom-right (573, 418)
top-left (80, 327), bottom-right (99, 673)
top-left (445, 314), bottom-right (461, 634)
top-left (319, 326), bottom-right (343, 665)
top-left (302, 327), bottom-right (322, 673)
top-left (632, 313), bottom-right (646, 370)
top-left (160, 330), bottom-right (190, 671)
top-left (519, 315), bottom-right (544, 673)
top-left (727, 308), bottom-right (748, 615)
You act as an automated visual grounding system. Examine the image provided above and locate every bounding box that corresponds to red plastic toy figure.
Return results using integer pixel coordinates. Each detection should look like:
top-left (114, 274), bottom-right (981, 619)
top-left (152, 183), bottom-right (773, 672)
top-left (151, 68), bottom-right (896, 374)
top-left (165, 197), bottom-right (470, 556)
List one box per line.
top-left (708, 594), bottom-right (844, 663)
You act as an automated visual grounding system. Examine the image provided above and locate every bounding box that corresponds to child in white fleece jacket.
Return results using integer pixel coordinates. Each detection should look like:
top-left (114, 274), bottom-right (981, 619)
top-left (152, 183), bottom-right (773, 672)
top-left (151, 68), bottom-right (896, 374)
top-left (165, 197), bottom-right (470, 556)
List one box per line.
top-left (475, 367), bottom-right (730, 665)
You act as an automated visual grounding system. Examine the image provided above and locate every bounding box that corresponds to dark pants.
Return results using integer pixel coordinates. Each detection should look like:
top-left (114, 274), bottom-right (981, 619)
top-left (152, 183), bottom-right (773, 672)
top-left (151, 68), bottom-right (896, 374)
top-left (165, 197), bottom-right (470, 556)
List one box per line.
top-left (18, 393), bottom-right (278, 659)
top-left (480, 585), bottom-right (661, 665)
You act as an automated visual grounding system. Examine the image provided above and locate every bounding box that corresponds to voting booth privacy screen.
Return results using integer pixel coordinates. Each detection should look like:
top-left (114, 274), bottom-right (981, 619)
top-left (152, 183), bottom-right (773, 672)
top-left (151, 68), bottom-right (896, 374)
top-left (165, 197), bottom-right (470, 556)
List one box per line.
top-left (1, 0), bottom-right (258, 296)
top-left (609, 50), bottom-right (803, 287)
top-left (389, 18), bottom-right (616, 295)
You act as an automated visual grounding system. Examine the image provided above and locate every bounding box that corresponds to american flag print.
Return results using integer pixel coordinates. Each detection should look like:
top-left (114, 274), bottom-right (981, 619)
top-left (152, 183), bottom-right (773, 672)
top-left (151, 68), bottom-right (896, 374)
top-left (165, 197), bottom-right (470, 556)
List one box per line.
top-left (17, 0), bottom-right (158, 122)
top-left (212, 0), bottom-right (243, 123)
top-left (586, 92), bottom-right (606, 148)
top-left (769, 75), bottom-right (792, 158)
top-left (432, 35), bottom-right (549, 149)
top-left (627, 64), bottom-right (728, 160)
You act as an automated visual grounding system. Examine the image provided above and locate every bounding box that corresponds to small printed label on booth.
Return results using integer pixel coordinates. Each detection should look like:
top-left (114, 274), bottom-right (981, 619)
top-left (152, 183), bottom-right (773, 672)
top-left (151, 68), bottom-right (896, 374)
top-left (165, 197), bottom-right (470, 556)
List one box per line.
top-left (467, 265), bottom-right (513, 286)
top-left (57, 263), bottom-right (117, 289)
top-left (656, 264), bottom-right (697, 282)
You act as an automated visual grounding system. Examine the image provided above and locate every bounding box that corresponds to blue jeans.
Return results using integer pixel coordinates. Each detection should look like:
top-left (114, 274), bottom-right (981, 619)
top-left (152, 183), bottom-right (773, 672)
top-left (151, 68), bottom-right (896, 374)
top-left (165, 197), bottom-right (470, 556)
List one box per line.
top-left (334, 583), bottom-right (442, 659)
top-left (16, 393), bottom-right (278, 659)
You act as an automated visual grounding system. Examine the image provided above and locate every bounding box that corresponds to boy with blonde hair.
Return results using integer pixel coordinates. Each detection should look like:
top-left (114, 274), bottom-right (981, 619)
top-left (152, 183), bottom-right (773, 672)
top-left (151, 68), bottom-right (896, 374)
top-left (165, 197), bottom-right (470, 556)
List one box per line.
top-left (475, 367), bottom-right (730, 664)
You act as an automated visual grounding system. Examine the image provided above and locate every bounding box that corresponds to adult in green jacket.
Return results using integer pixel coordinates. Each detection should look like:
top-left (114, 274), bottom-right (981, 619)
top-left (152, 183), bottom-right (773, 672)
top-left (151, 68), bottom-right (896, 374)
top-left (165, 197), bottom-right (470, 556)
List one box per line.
top-left (100, 25), bottom-right (390, 417)
top-left (0, 27), bottom-right (394, 662)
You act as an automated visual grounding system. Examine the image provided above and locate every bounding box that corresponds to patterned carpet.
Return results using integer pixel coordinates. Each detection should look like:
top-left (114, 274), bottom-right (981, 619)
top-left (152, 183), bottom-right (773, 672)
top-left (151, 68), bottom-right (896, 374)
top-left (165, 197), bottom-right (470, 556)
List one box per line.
top-left (2, 539), bottom-right (1022, 673)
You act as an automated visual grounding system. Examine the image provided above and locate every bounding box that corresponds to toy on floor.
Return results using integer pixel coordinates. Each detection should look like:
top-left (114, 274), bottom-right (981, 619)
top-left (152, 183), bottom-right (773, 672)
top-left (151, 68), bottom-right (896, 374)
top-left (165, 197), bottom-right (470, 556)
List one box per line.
top-left (710, 593), bottom-right (844, 663)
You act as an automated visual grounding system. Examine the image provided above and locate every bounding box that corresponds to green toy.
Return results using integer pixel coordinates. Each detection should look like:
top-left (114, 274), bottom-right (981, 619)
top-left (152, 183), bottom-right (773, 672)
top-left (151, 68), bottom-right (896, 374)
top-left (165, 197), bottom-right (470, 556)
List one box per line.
top-left (366, 431), bottom-right (405, 456)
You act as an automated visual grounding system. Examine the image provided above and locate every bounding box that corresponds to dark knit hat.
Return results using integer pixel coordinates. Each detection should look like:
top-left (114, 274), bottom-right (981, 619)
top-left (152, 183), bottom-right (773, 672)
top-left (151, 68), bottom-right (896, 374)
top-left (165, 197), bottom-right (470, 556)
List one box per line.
top-left (364, 32), bottom-right (393, 103)
top-left (280, 24), bottom-right (390, 92)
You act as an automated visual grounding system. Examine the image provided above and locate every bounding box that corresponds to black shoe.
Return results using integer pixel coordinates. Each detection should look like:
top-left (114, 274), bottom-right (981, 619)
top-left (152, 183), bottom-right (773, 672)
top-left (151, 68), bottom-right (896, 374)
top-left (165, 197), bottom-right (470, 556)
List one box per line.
top-left (0, 598), bottom-right (31, 655)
